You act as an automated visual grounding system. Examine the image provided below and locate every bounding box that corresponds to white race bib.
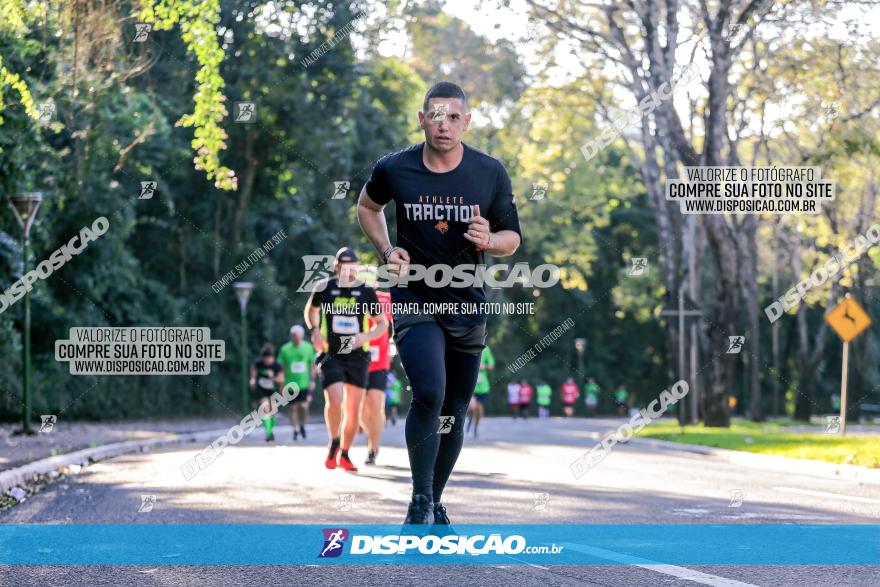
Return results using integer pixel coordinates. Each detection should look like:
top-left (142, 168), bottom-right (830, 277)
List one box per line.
top-left (257, 377), bottom-right (274, 389)
top-left (370, 346), bottom-right (380, 362)
top-left (332, 315), bottom-right (359, 335)
top-left (291, 361), bottom-right (306, 374)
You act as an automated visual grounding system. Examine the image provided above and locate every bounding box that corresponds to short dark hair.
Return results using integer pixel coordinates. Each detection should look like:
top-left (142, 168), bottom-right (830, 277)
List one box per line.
top-left (260, 342), bottom-right (275, 357)
top-left (423, 81), bottom-right (468, 113)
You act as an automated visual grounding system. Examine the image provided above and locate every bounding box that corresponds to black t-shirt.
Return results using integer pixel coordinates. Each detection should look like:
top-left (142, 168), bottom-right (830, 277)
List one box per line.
top-left (253, 360), bottom-right (283, 392)
top-left (307, 277), bottom-right (380, 359)
top-left (365, 143), bottom-right (522, 326)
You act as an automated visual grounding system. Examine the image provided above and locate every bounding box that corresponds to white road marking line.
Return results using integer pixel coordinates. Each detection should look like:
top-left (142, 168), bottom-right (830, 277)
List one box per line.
top-left (773, 486), bottom-right (880, 504)
top-left (719, 512), bottom-right (837, 521)
top-left (563, 543), bottom-right (759, 587)
top-left (672, 508), bottom-right (711, 516)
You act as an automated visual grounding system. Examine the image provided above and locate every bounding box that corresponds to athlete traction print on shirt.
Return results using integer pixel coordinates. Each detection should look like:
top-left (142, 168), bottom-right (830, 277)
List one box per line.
top-left (365, 143), bottom-right (522, 326)
top-left (307, 277), bottom-right (380, 357)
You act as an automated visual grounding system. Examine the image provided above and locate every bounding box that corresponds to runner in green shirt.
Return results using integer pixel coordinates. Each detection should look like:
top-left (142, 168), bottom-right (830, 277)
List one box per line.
top-left (466, 346), bottom-right (495, 437)
top-left (385, 371), bottom-right (403, 426)
top-left (585, 378), bottom-right (600, 416)
top-left (536, 380), bottom-right (552, 418)
top-left (614, 383), bottom-right (629, 416)
top-left (277, 325), bottom-right (316, 441)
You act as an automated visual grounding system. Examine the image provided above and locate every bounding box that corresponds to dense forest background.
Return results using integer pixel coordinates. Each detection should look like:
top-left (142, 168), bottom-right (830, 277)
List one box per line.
top-left (1, 0), bottom-right (879, 423)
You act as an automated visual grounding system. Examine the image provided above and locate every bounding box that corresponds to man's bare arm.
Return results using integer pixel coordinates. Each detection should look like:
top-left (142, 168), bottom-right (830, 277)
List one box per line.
top-left (360, 313), bottom-right (389, 344)
top-left (485, 230), bottom-right (520, 257)
top-left (305, 305), bottom-right (326, 351)
top-left (306, 306), bottom-right (320, 330)
top-left (465, 205), bottom-right (521, 257)
top-left (357, 186), bottom-right (392, 256)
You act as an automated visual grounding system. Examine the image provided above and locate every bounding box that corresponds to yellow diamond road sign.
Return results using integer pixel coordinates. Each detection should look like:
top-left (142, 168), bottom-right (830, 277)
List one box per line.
top-left (825, 297), bottom-right (871, 343)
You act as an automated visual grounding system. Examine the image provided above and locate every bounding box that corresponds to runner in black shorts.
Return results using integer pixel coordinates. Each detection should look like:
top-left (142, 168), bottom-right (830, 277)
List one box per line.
top-left (367, 369), bottom-right (388, 391)
top-left (249, 343), bottom-right (284, 442)
top-left (357, 81), bottom-right (522, 524)
top-left (305, 247), bottom-right (388, 472)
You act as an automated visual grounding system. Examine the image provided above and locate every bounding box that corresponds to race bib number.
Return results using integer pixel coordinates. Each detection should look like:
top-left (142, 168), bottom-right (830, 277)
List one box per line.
top-left (258, 377), bottom-right (274, 389)
top-left (332, 315), bottom-right (359, 335)
top-left (370, 346), bottom-right (379, 362)
top-left (291, 361), bottom-right (306, 374)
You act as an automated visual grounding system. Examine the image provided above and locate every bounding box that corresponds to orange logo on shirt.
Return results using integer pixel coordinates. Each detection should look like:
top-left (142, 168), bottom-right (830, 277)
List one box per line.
top-left (435, 220), bottom-right (449, 234)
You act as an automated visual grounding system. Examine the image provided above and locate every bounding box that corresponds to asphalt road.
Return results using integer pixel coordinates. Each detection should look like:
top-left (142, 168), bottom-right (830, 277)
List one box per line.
top-left (1, 416), bottom-right (878, 586)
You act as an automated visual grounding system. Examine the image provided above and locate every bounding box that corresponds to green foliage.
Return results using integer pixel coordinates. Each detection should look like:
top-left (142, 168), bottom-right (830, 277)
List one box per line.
top-left (139, 0), bottom-right (236, 189)
top-left (0, 0), bottom-right (42, 123)
top-left (0, 0), bottom-right (417, 421)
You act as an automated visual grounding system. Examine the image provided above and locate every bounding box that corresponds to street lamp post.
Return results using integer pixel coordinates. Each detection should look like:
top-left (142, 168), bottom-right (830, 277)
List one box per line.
top-left (9, 193), bottom-right (43, 435)
top-left (574, 338), bottom-right (587, 416)
top-left (574, 338), bottom-right (587, 376)
top-left (233, 282), bottom-right (254, 417)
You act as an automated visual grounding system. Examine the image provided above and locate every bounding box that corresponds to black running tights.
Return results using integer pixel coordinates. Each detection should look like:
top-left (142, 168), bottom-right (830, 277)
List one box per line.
top-left (396, 321), bottom-right (481, 504)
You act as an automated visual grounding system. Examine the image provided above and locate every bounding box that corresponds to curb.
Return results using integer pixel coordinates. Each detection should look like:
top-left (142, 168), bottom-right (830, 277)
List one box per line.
top-left (0, 427), bottom-right (229, 493)
top-left (629, 436), bottom-right (880, 484)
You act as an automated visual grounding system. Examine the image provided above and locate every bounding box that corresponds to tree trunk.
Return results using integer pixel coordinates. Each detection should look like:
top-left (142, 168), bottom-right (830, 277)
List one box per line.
top-left (232, 129), bottom-right (258, 249)
top-left (179, 227), bottom-right (187, 289)
top-left (213, 197), bottom-right (224, 279)
top-left (743, 214), bottom-right (762, 420)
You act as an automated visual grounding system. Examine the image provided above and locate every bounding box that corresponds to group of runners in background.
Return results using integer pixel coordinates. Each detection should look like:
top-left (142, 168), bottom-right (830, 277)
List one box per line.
top-left (500, 375), bottom-right (629, 420)
top-left (465, 348), bottom-right (632, 436)
top-left (248, 248), bottom-right (404, 472)
top-left (251, 314), bottom-right (634, 451)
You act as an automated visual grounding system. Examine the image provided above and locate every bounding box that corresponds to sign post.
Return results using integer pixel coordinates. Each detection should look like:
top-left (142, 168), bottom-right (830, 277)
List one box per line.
top-left (661, 288), bottom-right (701, 425)
top-left (824, 294), bottom-right (871, 436)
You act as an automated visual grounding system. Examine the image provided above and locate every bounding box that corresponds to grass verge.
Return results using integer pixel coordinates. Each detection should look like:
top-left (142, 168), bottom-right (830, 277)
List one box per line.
top-left (639, 419), bottom-right (880, 468)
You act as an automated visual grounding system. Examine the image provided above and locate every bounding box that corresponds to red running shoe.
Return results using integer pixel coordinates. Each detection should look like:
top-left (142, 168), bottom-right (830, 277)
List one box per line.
top-left (325, 445), bottom-right (339, 470)
top-left (338, 451), bottom-right (358, 472)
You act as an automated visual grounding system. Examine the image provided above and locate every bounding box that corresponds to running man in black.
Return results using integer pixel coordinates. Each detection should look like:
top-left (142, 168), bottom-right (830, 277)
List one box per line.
top-left (357, 82), bottom-right (522, 524)
top-left (249, 342), bottom-right (284, 442)
top-left (305, 247), bottom-right (388, 472)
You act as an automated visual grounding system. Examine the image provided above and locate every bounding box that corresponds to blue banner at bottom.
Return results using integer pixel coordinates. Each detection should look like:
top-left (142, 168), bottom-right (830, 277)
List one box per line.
top-left (0, 524), bottom-right (877, 565)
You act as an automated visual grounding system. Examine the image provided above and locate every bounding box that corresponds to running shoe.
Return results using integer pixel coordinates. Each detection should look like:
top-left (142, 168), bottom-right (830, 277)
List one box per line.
top-left (403, 495), bottom-right (434, 525)
top-left (293, 430), bottom-right (299, 441)
top-left (299, 426), bottom-right (306, 439)
top-left (325, 444), bottom-right (339, 469)
top-left (365, 450), bottom-right (377, 465)
top-left (338, 451), bottom-right (358, 472)
top-left (265, 433), bottom-right (274, 442)
top-left (430, 502), bottom-right (457, 536)
top-left (432, 502), bottom-right (451, 525)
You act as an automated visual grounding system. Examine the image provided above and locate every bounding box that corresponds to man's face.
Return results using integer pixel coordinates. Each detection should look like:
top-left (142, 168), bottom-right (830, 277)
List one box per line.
top-left (419, 97), bottom-right (470, 153)
top-left (336, 260), bottom-right (358, 285)
top-left (291, 331), bottom-right (302, 344)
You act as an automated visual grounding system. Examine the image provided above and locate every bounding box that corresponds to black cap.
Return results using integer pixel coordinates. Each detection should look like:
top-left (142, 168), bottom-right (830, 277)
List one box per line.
top-left (335, 247), bottom-right (358, 263)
